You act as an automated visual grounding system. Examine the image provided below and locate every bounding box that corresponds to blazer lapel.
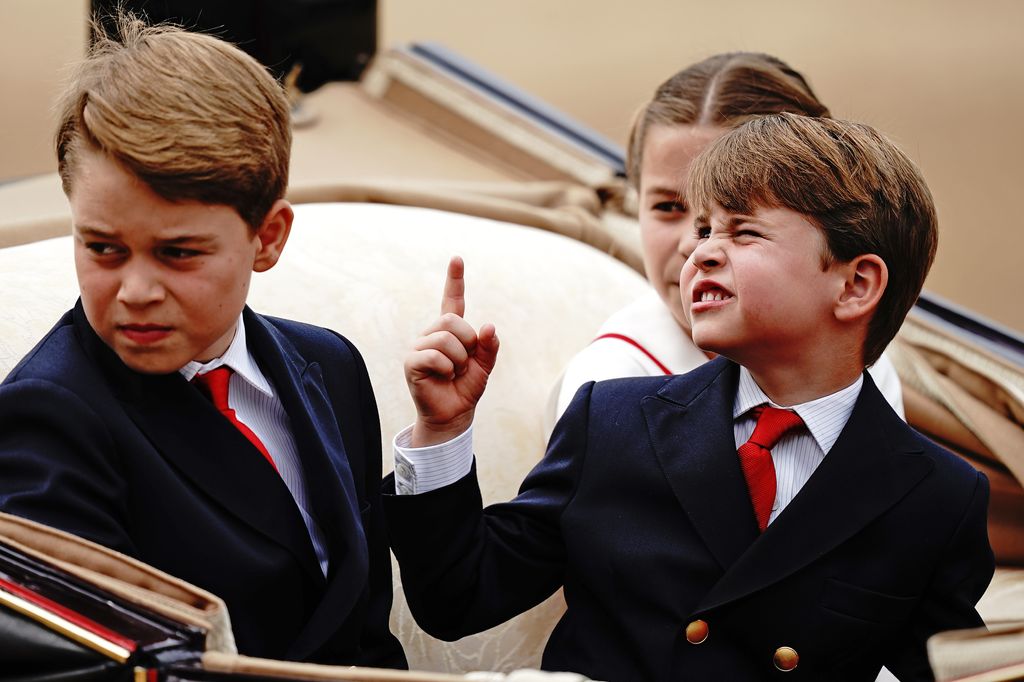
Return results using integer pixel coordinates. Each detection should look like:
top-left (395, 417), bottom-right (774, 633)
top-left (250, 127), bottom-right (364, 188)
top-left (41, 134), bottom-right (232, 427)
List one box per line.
top-left (244, 312), bottom-right (370, 659)
top-left (642, 359), bottom-right (760, 571)
top-left (697, 376), bottom-right (934, 613)
top-left (76, 303), bottom-right (324, 584)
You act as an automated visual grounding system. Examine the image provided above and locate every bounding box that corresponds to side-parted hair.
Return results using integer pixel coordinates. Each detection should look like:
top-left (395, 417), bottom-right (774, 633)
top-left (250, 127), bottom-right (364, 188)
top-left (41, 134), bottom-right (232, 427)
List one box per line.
top-left (627, 52), bottom-right (830, 188)
top-left (688, 113), bottom-right (938, 366)
top-left (56, 12), bottom-right (291, 230)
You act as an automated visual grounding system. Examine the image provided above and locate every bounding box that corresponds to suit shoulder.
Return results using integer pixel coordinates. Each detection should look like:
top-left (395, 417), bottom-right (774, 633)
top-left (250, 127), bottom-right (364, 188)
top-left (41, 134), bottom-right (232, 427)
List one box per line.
top-left (855, 379), bottom-right (983, 490)
top-left (586, 357), bottom-right (730, 404)
top-left (2, 310), bottom-right (87, 387)
top-left (589, 374), bottom-right (675, 401)
top-left (910, 425), bottom-right (985, 484)
top-left (872, 412), bottom-right (987, 514)
top-left (260, 314), bottom-right (363, 365)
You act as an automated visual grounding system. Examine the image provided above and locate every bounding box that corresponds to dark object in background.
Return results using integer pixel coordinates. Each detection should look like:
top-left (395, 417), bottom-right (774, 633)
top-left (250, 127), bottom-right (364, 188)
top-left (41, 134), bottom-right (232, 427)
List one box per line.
top-left (91, 0), bottom-right (377, 91)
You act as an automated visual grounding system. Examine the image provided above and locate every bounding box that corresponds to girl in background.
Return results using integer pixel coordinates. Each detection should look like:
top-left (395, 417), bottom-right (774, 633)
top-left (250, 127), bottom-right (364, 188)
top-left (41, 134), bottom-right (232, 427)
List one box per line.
top-left (553, 52), bottom-right (905, 419)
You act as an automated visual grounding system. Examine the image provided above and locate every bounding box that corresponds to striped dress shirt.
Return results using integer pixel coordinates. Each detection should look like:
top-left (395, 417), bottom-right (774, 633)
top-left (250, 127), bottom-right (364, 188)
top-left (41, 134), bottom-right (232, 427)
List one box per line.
top-left (180, 315), bottom-right (330, 575)
top-left (733, 367), bottom-right (862, 527)
top-left (395, 368), bottom-right (864, 526)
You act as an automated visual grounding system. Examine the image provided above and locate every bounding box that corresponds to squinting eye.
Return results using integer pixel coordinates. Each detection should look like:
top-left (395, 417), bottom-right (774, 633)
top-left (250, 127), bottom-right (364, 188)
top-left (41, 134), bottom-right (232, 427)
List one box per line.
top-left (160, 247), bottom-right (201, 260)
top-left (85, 242), bottom-right (122, 256)
top-left (652, 200), bottom-right (687, 214)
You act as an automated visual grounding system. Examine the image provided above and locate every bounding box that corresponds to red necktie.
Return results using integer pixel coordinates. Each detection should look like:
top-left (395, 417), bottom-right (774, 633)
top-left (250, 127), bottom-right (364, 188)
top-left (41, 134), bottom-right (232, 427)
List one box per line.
top-left (738, 406), bottom-right (804, 532)
top-left (194, 367), bottom-right (278, 473)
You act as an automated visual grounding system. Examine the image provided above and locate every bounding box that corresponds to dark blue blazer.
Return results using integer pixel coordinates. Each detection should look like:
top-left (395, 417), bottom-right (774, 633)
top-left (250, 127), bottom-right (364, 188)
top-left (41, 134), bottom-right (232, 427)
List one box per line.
top-left (386, 358), bottom-right (993, 681)
top-left (0, 302), bottom-right (405, 668)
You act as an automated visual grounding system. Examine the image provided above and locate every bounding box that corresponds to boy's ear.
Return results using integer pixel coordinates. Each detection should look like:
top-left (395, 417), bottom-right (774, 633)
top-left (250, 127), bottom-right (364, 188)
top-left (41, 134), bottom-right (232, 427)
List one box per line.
top-left (252, 199), bottom-right (293, 273)
top-left (834, 254), bottom-right (887, 323)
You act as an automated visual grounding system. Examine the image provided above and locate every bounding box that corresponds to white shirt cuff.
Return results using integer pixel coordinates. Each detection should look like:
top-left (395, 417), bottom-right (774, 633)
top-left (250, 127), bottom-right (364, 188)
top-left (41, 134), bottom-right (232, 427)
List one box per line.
top-left (392, 424), bottom-right (474, 495)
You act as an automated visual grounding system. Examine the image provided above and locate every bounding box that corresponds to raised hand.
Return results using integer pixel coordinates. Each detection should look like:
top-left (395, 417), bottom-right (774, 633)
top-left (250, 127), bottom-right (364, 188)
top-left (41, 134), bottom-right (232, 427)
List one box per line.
top-left (405, 256), bottom-right (499, 447)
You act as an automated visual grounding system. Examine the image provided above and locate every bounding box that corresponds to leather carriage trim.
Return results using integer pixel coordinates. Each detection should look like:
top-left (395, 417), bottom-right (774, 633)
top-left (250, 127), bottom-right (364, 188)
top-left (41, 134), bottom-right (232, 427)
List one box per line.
top-left (133, 668), bottom-right (159, 682)
top-left (0, 576), bottom-right (136, 663)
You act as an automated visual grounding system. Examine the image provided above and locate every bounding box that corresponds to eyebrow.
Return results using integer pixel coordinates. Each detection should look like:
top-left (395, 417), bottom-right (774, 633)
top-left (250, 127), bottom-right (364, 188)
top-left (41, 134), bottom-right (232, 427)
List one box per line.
top-left (716, 213), bottom-right (758, 229)
top-left (644, 185), bottom-right (684, 198)
top-left (74, 226), bottom-right (217, 246)
top-left (74, 225), bottom-right (117, 239)
top-left (693, 213), bottom-right (756, 230)
top-left (158, 234), bottom-right (218, 247)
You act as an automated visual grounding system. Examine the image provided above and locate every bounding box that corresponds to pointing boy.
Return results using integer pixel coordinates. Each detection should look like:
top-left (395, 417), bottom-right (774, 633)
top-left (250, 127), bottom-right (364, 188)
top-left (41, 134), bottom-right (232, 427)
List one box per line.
top-left (386, 114), bottom-right (994, 681)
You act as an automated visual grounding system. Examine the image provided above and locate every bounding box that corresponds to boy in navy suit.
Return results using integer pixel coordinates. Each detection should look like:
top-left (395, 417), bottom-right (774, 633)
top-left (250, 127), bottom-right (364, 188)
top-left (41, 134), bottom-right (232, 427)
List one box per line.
top-left (386, 114), bottom-right (994, 680)
top-left (0, 15), bottom-right (405, 668)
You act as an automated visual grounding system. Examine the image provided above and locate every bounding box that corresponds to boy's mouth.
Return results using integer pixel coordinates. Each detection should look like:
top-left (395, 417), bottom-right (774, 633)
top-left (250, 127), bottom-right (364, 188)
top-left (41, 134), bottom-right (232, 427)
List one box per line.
top-left (691, 280), bottom-right (734, 303)
top-left (118, 323), bottom-right (173, 344)
top-left (697, 290), bottom-right (733, 302)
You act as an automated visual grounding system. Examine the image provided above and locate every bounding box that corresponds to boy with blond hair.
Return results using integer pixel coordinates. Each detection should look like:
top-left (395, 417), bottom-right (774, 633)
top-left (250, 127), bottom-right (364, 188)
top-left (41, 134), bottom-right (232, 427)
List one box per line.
top-left (0, 16), bottom-right (405, 667)
top-left (386, 114), bottom-right (994, 681)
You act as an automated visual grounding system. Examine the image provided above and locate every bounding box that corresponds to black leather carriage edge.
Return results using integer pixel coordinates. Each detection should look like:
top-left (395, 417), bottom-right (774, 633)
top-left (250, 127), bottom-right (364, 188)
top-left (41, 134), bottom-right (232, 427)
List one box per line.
top-left (0, 540), bottom-right (204, 681)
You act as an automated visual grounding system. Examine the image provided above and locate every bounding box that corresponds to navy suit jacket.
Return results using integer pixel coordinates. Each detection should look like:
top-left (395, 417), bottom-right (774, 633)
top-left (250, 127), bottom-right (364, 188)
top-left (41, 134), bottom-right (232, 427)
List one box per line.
top-left (386, 358), bottom-right (993, 681)
top-left (0, 302), bottom-right (405, 668)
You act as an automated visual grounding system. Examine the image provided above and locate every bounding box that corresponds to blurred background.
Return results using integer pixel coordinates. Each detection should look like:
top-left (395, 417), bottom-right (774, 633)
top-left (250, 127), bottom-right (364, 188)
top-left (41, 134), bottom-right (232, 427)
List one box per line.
top-left (2, 0), bottom-right (1021, 332)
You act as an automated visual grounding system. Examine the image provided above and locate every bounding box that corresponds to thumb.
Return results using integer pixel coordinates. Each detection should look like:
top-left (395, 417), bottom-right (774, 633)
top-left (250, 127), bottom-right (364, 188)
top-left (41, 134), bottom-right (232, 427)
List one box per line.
top-left (474, 323), bottom-right (500, 375)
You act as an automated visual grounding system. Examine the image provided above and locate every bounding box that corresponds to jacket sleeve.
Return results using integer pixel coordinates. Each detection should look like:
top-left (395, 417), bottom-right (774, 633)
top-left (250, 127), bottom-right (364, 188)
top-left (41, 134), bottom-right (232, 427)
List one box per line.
top-left (0, 378), bottom-right (136, 556)
top-left (384, 381), bottom-right (594, 641)
top-left (884, 470), bottom-right (995, 681)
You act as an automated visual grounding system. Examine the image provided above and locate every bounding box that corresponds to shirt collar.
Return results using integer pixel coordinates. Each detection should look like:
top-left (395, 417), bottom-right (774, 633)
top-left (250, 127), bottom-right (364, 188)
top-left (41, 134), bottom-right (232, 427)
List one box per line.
top-left (178, 315), bottom-right (275, 397)
top-left (734, 366), bottom-right (863, 455)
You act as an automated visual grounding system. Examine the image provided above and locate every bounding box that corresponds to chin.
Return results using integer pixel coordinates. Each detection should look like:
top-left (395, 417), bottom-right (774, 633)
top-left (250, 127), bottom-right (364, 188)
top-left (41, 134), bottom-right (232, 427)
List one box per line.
top-left (690, 329), bottom-right (730, 358)
top-left (689, 326), bottom-right (715, 349)
top-left (115, 349), bottom-right (187, 376)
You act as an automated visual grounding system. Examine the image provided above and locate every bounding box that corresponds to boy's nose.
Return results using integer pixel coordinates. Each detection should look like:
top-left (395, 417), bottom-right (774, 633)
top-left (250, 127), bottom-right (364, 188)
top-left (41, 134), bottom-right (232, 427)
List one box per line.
top-left (691, 237), bottom-right (724, 271)
top-left (117, 266), bottom-right (165, 306)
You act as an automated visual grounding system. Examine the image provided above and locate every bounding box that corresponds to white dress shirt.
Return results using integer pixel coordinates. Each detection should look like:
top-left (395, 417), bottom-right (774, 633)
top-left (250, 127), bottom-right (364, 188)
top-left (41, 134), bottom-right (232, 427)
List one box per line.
top-left (395, 365), bottom-right (864, 520)
top-left (733, 366), bottom-right (862, 526)
top-left (180, 315), bottom-right (329, 575)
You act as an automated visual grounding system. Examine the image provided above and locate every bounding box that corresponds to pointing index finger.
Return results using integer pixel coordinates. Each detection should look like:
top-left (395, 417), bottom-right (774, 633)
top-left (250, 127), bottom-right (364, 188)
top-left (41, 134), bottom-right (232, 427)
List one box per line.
top-left (441, 255), bottom-right (466, 317)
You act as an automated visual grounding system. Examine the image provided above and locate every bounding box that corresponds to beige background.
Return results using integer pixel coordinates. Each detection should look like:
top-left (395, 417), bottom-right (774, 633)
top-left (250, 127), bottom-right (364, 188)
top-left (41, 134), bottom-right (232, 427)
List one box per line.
top-left (2, 0), bottom-right (1022, 332)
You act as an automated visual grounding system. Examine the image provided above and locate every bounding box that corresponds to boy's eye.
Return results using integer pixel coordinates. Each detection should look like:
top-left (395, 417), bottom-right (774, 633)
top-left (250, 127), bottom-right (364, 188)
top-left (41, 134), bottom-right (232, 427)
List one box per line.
top-left (85, 242), bottom-right (124, 257)
top-left (652, 200), bottom-right (687, 214)
top-left (159, 246), bottom-right (202, 260)
top-left (735, 229), bottom-right (763, 239)
top-left (695, 226), bottom-right (711, 239)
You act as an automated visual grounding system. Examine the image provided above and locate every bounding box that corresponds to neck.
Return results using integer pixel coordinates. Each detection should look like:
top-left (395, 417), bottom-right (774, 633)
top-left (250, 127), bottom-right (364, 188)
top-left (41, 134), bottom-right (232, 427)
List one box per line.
top-left (748, 366), bottom-right (862, 406)
top-left (740, 341), bottom-right (864, 406)
top-left (724, 324), bottom-right (868, 406)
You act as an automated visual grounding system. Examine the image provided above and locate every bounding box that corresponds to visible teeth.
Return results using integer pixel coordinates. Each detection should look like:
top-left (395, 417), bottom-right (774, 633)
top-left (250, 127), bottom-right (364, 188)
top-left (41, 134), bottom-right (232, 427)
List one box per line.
top-left (701, 291), bottom-right (730, 302)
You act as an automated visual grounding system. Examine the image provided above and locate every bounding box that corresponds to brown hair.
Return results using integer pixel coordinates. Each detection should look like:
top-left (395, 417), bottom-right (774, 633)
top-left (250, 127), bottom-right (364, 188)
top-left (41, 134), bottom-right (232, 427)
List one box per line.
top-left (56, 12), bottom-right (291, 229)
top-left (688, 113), bottom-right (938, 365)
top-left (627, 52), bottom-right (830, 187)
